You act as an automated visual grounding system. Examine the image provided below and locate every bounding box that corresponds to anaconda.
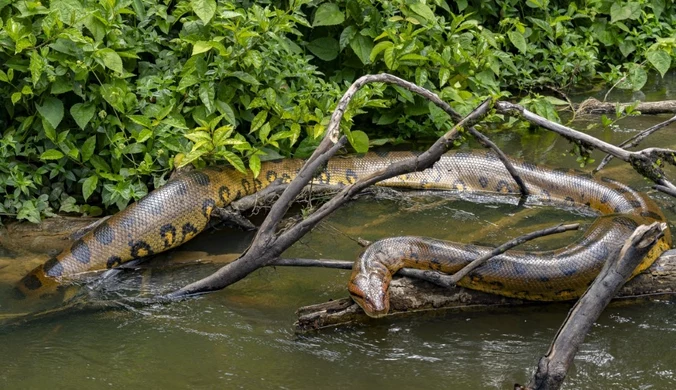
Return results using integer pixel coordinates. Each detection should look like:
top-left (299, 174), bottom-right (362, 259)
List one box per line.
top-left (16, 151), bottom-right (672, 307)
top-left (347, 151), bottom-right (672, 317)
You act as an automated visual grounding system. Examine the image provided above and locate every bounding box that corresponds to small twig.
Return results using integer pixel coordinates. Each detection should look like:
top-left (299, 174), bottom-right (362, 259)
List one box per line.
top-left (519, 222), bottom-right (666, 390)
top-left (594, 114), bottom-right (676, 172)
top-left (211, 208), bottom-right (257, 231)
top-left (468, 128), bottom-right (529, 203)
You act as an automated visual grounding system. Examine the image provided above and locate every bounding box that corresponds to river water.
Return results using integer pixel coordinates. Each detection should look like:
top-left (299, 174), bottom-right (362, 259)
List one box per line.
top-left (1, 93), bottom-right (675, 389)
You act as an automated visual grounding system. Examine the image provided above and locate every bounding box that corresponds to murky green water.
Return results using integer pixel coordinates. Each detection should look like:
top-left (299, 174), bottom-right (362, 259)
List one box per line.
top-left (1, 89), bottom-right (675, 389)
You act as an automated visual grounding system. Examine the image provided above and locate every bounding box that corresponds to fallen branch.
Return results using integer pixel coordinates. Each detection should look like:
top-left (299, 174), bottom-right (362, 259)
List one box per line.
top-left (594, 114), bottom-right (676, 172)
top-left (577, 98), bottom-right (676, 115)
top-left (495, 101), bottom-right (676, 196)
top-left (518, 222), bottom-right (667, 390)
top-left (168, 74), bottom-right (490, 298)
top-left (294, 248), bottom-right (676, 332)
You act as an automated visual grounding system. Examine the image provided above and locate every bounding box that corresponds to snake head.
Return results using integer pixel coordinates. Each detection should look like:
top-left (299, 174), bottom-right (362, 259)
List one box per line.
top-left (348, 271), bottom-right (390, 318)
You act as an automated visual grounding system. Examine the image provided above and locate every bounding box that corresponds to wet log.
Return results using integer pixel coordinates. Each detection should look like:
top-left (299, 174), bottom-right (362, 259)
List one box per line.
top-left (294, 249), bottom-right (676, 332)
top-left (577, 98), bottom-right (676, 115)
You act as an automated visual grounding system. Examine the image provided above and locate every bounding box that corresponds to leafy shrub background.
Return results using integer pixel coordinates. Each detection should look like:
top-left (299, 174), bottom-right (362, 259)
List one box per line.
top-left (0, 0), bottom-right (674, 222)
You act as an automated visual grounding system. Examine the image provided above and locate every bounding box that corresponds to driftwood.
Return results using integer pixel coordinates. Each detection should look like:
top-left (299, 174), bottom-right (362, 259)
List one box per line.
top-left (577, 98), bottom-right (676, 115)
top-left (294, 249), bottom-right (676, 332)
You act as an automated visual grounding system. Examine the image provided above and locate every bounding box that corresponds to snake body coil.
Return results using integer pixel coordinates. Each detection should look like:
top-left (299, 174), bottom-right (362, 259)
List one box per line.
top-left (16, 151), bottom-right (671, 309)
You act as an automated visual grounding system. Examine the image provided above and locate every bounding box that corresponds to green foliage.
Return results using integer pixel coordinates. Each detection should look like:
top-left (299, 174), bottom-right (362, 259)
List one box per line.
top-left (1, 0), bottom-right (676, 222)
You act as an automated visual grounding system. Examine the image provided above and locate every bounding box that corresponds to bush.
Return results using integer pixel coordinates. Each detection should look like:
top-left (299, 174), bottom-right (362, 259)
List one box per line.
top-left (0, 0), bottom-right (675, 222)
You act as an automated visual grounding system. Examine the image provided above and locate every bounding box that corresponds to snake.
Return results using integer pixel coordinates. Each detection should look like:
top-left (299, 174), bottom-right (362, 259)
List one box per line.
top-left (15, 151), bottom-right (672, 313)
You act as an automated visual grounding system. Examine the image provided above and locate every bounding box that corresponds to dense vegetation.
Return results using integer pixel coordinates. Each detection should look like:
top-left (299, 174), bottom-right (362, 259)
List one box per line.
top-left (0, 0), bottom-right (674, 222)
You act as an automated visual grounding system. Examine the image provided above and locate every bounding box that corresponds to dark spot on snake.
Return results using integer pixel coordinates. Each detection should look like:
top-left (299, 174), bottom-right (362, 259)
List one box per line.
top-left (640, 210), bottom-right (664, 221)
top-left (218, 185), bottom-right (231, 203)
top-left (345, 169), bottom-right (357, 184)
top-left (71, 240), bottom-right (91, 264)
top-left (496, 180), bottom-right (511, 193)
top-left (22, 274), bottom-right (42, 290)
top-left (266, 170), bottom-right (277, 183)
top-left (93, 222), bottom-right (115, 245)
top-left (241, 178), bottom-right (252, 194)
top-left (160, 224), bottom-right (177, 248)
top-left (202, 198), bottom-right (216, 218)
top-left (553, 167), bottom-right (568, 176)
top-left (44, 257), bottom-right (64, 277)
top-left (120, 215), bottom-right (135, 230)
top-left (599, 193), bottom-right (610, 204)
top-left (539, 276), bottom-right (550, 282)
top-left (129, 240), bottom-right (154, 259)
top-left (192, 171), bottom-right (211, 186)
top-left (478, 176), bottom-right (489, 188)
top-left (375, 150), bottom-right (389, 157)
top-left (562, 266), bottom-right (577, 276)
top-left (317, 171), bottom-right (331, 184)
top-left (253, 178), bottom-right (263, 191)
top-left (182, 222), bottom-right (199, 241)
top-left (513, 262), bottom-right (527, 275)
top-left (106, 256), bottom-right (122, 269)
top-left (629, 200), bottom-right (642, 208)
top-left (281, 173), bottom-right (292, 183)
top-left (564, 196), bottom-right (575, 205)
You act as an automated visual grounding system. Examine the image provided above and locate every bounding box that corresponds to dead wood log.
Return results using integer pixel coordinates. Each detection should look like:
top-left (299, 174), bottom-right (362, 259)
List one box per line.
top-left (294, 249), bottom-right (676, 332)
top-left (577, 98), bottom-right (676, 115)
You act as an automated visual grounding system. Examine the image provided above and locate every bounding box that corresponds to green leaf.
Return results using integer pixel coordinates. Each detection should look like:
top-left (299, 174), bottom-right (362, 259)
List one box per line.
top-left (249, 155), bottom-right (261, 178)
top-left (409, 2), bottom-right (436, 23)
top-left (82, 175), bottom-right (98, 201)
top-left (347, 130), bottom-right (369, 153)
top-left (199, 83), bottom-right (215, 114)
top-left (647, 50), bottom-right (671, 78)
top-left (313, 3), bottom-right (345, 27)
top-left (97, 49), bottom-right (124, 73)
top-left (41, 149), bottom-right (65, 160)
top-left (340, 25), bottom-right (358, 49)
top-left (36, 97), bottom-right (64, 129)
top-left (81, 136), bottom-right (96, 162)
top-left (350, 34), bottom-right (373, 65)
top-left (307, 37), bottom-right (339, 61)
top-left (11, 92), bottom-right (22, 105)
top-left (384, 46), bottom-right (396, 69)
top-left (370, 41), bottom-right (393, 62)
top-left (507, 30), bottom-right (527, 54)
top-left (221, 150), bottom-right (246, 173)
top-left (29, 51), bottom-right (44, 86)
top-left (70, 103), bottom-right (95, 130)
top-left (250, 111), bottom-right (268, 134)
top-left (192, 41), bottom-right (213, 56)
top-left (90, 155), bottom-right (112, 172)
top-left (610, 2), bottom-right (641, 23)
top-left (190, 0), bottom-right (216, 25)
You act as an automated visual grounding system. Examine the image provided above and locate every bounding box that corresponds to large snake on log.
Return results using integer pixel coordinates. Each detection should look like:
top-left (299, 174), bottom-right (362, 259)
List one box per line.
top-left (16, 151), bottom-right (672, 311)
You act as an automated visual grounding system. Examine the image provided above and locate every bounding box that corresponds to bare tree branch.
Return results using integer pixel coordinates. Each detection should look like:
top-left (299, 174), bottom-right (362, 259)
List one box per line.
top-left (594, 114), bottom-right (676, 172)
top-left (167, 74), bottom-right (490, 298)
top-left (518, 222), bottom-right (667, 390)
top-left (495, 101), bottom-right (676, 197)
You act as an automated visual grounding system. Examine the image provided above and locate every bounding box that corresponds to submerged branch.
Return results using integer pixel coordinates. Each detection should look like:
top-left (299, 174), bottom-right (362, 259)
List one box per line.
top-left (520, 222), bottom-right (667, 390)
top-left (577, 98), bottom-right (676, 115)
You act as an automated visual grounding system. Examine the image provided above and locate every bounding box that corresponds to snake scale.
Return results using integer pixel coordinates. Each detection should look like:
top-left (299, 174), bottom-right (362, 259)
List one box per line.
top-left (16, 151), bottom-right (672, 317)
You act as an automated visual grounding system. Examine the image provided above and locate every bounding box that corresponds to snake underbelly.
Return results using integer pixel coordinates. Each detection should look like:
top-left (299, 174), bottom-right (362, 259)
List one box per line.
top-left (17, 151), bottom-right (672, 301)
